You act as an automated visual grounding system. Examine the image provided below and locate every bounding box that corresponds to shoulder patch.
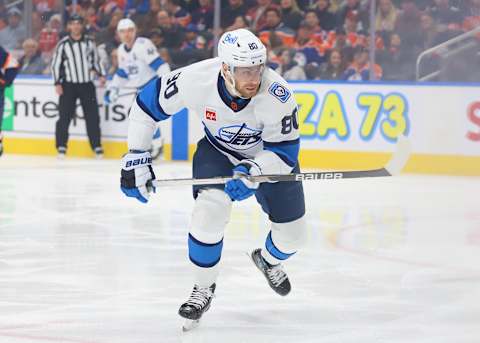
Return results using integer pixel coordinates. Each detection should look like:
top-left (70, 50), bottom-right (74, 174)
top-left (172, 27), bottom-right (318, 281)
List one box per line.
top-left (268, 82), bottom-right (291, 103)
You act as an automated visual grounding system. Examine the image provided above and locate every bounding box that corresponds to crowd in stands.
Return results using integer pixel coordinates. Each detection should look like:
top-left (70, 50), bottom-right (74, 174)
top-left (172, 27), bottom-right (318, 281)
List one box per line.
top-left (1, 0), bottom-right (479, 81)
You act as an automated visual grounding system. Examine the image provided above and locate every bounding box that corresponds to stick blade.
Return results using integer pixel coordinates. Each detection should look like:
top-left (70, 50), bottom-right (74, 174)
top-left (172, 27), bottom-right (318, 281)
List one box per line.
top-left (384, 135), bottom-right (411, 176)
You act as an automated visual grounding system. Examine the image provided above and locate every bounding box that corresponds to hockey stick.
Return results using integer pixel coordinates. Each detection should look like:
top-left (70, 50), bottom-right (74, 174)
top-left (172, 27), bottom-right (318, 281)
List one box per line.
top-left (151, 135), bottom-right (411, 187)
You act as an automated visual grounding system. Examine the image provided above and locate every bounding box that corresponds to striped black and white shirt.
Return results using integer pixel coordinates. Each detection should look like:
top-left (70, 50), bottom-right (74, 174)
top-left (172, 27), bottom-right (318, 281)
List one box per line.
top-left (51, 35), bottom-right (105, 84)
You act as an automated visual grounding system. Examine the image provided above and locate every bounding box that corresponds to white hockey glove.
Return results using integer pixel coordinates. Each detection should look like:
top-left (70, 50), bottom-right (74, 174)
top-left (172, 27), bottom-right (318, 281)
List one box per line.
top-left (104, 87), bottom-right (119, 105)
top-left (121, 151), bottom-right (156, 203)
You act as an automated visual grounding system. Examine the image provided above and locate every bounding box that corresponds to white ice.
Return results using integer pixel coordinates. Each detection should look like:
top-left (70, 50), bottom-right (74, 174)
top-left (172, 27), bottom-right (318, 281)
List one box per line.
top-left (0, 155), bottom-right (479, 343)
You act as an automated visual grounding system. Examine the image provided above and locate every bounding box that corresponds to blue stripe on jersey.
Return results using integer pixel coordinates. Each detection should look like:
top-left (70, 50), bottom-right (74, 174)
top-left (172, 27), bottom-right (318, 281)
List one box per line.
top-left (203, 125), bottom-right (245, 161)
top-left (149, 57), bottom-right (164, 71)
top-left (263, 139), bottom-right (300, 168)
top-left (138, 76), bottom-right (157, 91)
top-left (188, 233), bottom-right (223, 268)
top-left (136, 77), bottom-right (170, 122)
top-left (265, 231), bottom-right (296, 260)
top-left (116, 68), bottom-right (128, 79)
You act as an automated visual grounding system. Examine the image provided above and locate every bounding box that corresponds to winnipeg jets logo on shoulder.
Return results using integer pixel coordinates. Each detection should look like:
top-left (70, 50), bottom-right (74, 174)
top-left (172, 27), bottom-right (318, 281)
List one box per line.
top-left (268, 82), bottom-right (291, 103)
top-left (216, 124), bottom-right (262, 151)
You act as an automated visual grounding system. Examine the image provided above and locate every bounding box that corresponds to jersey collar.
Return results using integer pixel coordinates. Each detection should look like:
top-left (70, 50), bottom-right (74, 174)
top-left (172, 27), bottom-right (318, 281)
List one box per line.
top-left (217, 73), bottom-right (251, 112)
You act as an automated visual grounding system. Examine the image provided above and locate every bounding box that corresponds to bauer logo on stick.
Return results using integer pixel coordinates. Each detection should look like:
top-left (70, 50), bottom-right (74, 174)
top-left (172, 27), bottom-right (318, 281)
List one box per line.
top-left (268, 82), bottom-right (291, 103)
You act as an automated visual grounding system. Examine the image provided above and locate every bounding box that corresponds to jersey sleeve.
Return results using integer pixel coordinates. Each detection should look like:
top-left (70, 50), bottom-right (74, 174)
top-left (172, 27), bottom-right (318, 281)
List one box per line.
top-left (127, 68), bottom-right (188, 150)
top-left (251, 85), bottom-right (300, 175)
top-left (109, 47), bottom-right (129, 89)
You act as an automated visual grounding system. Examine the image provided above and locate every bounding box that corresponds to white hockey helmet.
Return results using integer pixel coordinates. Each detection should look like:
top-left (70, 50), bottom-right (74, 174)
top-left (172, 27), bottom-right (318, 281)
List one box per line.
top-left (117, 18), bottom-right (136, 31)
top-left (218, 29), bottom-right (266, 97)
top-left (218, 29), bottom-right (267, 69)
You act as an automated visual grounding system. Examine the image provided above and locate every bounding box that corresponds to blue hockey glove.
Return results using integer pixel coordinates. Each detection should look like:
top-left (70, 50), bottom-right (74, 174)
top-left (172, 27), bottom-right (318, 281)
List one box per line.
top-left (104, 87), bottom-right (119, 105)
top-left (225, 162), bottom-right (260, 201)
top-left (121, 151), bottom-right (156, 203)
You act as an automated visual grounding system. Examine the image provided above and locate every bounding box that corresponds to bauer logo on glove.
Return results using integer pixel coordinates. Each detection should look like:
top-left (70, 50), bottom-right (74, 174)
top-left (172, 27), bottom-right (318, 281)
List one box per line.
top-left (121, 151), bottom-right (156, 203)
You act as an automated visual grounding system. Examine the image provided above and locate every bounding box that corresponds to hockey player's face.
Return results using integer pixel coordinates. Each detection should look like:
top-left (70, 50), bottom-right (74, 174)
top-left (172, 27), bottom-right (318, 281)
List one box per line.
top-left (119, 28), bottom-right (136, 46)
top-left (233, 65), bottom-right (263, 98)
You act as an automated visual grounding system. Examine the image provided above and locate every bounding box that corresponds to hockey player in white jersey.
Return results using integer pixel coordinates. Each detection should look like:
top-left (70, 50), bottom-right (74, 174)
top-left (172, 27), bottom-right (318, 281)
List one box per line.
top-left (120, 29), bottom-right (307, 330)
top-left (105, 18), bottom-right (170, 159)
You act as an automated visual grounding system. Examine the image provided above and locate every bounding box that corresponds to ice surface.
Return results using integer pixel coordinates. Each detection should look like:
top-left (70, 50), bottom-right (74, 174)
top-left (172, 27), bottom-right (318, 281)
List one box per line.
top-left (0, 155), bottom-right (479, 343)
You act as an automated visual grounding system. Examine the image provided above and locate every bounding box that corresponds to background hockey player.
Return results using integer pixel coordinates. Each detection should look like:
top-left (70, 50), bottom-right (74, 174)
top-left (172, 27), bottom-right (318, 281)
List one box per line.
top-left (119, 29), bottom-right (307, 330)
top-left (104, 18), bottom-right (170, 160)
top-left (0, 45), bottom-right (19, 157)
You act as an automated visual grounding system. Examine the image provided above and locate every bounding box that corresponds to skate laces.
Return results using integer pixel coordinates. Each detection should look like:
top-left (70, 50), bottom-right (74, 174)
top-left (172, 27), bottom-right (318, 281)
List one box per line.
top-left (267, 264), bottom-right (287, 287)
top-left (186, 285), bottom-right (214, 309)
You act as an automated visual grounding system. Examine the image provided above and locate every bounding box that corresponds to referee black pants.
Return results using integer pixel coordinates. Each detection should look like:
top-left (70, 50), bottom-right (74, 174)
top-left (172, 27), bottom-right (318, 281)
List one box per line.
top-left (56, 82), bottom-right (101, 150)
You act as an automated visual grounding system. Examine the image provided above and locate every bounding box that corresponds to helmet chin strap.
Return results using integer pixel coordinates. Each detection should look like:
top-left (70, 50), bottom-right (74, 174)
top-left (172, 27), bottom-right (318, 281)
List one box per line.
top-left (221, 66), bottom-right (249, 99)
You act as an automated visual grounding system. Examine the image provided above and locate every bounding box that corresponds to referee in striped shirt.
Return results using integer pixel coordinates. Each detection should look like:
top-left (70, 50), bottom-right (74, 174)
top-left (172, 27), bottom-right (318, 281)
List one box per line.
top-left (51, 14), bottom-right (106, 158)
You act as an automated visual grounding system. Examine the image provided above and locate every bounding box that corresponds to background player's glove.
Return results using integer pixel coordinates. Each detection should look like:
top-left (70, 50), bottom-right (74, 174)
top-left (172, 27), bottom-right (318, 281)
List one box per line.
top-left (104, 87), bottom-right (119, 105)
top-left (121, 151), bottom-right (156, 203)
top-left (225, 161), bottom-right (261, 201)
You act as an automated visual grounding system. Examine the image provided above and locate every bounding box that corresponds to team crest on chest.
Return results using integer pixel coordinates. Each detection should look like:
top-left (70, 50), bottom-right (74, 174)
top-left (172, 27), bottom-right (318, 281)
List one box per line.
top-left (216, 124), bottom-right (262, 151)
top-left (205, 107), bottom-right (217, 121)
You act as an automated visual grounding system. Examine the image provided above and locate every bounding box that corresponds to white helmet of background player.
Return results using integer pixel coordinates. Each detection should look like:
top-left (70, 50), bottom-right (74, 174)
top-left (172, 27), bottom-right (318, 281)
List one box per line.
top-left (218, 29), bottom-right (267, 98)
top-left (117, 18), bottom-right (137, 46)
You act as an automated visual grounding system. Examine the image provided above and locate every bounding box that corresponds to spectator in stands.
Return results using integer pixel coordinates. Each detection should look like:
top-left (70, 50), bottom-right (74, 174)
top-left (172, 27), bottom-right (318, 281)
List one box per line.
top-left (259, 7), bottom-right (296, 47)
top-left (225, 16), bottom-right (250, 31)
top-left (149, 28), bottom-right (165, 50)
top-left (429, 0), bottom-right (463, 41)
top-left (375, 0), bottom-right (398, 33)
top-left (280, 0), bottom-right (304, 31)
top-left (125, 0), bottom-right (150, 17)
top-left (34, 0), bottom-right (59, 21)
top-left (395, 0), bottom-right (423, 54)
top-left (19, 38), bottom-right (48, 75)
top-left (380, 33), bottom-right (414, 80)
top-left (221, 0), bottom-right (248, 29)
top-left (84, 7), bottom-right (101, 35)
top-left (303, 10), bottom-right (335, 48)
top-left (319, 48), bottom-right (346, 79)
top-left (39, 14), bottom-right (60, 55)
top-left (462, 0), bottom-right (480, 30)
top-left (96, 9), bottom-right (123, 45)
top-left (276, 48), bottom-right (307, 79)
top-left (419, 13), bottom-right (440, 49)
top-left (156, 10), bottom-right (186, 49)
top-left (0, 7), bottom-right (27, 50)
top-left (293, 21), bottom-right (326, 65)
top-left (191, 0), bottom-right (214, 31)
top-left (246, 0), bottom-right (278, 32)
top-left (344, 12), bottom-right (366, 47)
top-left (312, 0), bottom-right (336, 31)
top-left (31, 11), bottom-right (44, 41)
top-left (167, 0), bottom-right (192, 27)
top-left (342, 46), bottom-right (382, 81)
top-left (137, 0), bottom-right (161, 35)
top-left (336, 0), bottom-right (368, 32)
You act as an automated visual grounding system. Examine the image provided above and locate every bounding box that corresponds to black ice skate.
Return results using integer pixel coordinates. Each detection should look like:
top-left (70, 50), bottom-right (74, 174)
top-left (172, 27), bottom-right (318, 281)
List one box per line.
top-left (178, 283), bottom-right (216, 331)
top-left (251, 248), bottom-right (291, 296)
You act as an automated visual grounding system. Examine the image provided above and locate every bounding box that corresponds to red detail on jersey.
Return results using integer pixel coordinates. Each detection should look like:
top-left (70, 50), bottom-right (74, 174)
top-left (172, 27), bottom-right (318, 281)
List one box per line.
top-left (230, 102), bottom-right (238, 111)
top-left (205, 108), bottom-right (216, 121)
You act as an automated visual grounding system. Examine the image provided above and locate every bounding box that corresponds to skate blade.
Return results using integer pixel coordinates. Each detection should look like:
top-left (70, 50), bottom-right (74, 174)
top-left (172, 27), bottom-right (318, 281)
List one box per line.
top-left (182, 319), bottom-right (200, 332)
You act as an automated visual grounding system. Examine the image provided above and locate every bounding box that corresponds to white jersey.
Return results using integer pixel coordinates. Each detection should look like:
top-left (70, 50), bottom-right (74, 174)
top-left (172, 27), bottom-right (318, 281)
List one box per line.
top-left (128, 58), bottom-right (300, 175)
top-left (111, 37), bottom-right (170, 90)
